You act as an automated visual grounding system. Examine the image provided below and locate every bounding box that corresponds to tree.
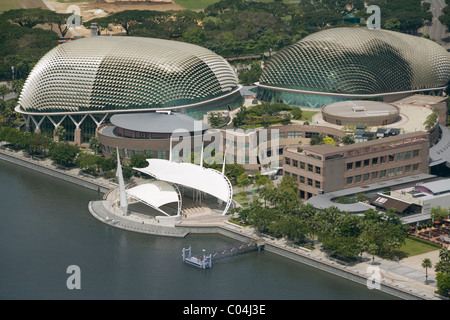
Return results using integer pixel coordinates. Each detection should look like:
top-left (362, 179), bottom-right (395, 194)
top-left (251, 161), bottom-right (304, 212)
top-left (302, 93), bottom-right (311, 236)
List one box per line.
top-left (237, 172), bottom-right (250, 193)
top-left (88, 136), bottom-right (101, 155)
top-left (422, 258), bottom-right (433, 283)
top-left (54, 125), bottom-right (66, 141)
top-left (208, 112), bottom-right (225, 128)
top-left (48, 141), bottom-right (79, 167)
top-left (0, 85), bottom-right (10, 100)
top-left (342, 134), bottom-right (355, 145)
top-left (1, 8), bottom-right (47, 29)
top-left (309, 135), bottom-right (324, 145)
top-left (75, 152), bottom-right (101, 175)
top-left (45, 11), bottom-right (73, 38)
top-left (130, 153), bottom-right (148, 169)
top-left (254, 171), bottom-right (271, 190)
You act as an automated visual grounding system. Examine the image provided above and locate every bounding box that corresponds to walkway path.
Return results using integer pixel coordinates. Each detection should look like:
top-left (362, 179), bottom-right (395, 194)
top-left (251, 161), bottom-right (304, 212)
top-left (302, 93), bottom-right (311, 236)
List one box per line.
top-left (225, 222), bottom-right (444, 300)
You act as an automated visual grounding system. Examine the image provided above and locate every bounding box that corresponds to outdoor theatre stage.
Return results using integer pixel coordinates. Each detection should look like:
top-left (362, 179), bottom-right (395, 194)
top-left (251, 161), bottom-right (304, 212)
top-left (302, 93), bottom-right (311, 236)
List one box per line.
top-left (88, 157), bottom-right (235, 235)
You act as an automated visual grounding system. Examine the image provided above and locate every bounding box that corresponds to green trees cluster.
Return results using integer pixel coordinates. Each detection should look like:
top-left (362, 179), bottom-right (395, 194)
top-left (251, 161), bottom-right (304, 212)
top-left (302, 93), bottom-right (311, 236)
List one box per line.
top-left (81, 0), bottom-right (432, 59)
top-left (439, 0), bottom-right (450, 31)
top-left (235, 178), bottom-right (408, 260)
top-left (435, 247), bottom-right (450, 297)
top-left (0, 8), bottom-right (63, 81)
top-left (362, 0), bottom-right (432, 34)
top-left (232, 102), bottom-right (302, 128)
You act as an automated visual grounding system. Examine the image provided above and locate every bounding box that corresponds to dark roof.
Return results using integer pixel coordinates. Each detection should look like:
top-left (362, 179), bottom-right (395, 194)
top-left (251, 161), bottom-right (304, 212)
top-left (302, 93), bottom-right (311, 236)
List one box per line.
top-left (110, 112), bottom-right (210, 134)
top-left (369, 194), bottom-right (412, 213)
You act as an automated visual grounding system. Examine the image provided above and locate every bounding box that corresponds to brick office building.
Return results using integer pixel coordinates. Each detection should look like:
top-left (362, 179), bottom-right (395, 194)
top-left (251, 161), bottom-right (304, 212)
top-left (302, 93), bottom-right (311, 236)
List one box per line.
top-left (283, 131), bottom-right (429, 200)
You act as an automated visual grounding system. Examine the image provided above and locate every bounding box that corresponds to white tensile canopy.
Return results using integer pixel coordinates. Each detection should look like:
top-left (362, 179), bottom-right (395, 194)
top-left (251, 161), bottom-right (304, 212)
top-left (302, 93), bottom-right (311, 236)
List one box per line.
top-left (133, 159), bottom-right (233, 215)
top-left (126, 180), bottom-right (182, 216)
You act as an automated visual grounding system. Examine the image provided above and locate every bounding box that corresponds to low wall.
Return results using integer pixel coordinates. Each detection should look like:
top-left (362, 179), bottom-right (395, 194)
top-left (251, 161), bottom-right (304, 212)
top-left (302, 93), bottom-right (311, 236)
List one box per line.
top-left (0, 148), bottom-right (112, 194)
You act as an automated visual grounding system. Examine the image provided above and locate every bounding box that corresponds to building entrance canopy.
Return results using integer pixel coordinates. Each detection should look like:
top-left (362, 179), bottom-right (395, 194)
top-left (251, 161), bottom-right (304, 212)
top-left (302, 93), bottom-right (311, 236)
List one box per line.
top-left (133, 159), bottom-right (233, 215)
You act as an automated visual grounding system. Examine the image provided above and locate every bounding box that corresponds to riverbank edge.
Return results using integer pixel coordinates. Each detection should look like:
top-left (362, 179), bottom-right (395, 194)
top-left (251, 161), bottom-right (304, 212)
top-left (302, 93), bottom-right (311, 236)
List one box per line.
top-left (0, 148), bottom-right (438, 300)
top-left (0, 147), bottom-right (115, 193)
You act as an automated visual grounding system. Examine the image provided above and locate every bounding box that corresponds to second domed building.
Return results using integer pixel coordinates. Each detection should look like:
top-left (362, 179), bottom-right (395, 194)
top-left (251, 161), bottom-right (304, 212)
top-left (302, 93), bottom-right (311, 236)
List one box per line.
top-left (256, 27), bottom-right (450, 108)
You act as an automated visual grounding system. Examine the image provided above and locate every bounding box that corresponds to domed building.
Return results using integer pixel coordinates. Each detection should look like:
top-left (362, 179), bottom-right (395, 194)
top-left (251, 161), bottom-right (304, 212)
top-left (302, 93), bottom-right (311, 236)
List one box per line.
top-left (16, 36), bottom-right (242, 146)
top-left (256, 27), bottom-right (450, 108)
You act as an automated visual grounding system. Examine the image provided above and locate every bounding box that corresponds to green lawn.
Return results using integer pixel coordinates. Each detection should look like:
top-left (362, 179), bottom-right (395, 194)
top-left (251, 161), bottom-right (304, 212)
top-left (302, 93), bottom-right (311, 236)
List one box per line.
top-left (301, 110), bottom-right (319, 122)
top-left (400, 237), bottom-right (441, 257)
top-left (0, 0), bottom-right (22, 13)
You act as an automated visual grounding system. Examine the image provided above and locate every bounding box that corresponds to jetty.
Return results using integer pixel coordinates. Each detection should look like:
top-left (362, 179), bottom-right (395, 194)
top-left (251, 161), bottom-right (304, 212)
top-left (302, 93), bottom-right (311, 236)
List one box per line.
top-left (182, 240), bottom-right (265, 269)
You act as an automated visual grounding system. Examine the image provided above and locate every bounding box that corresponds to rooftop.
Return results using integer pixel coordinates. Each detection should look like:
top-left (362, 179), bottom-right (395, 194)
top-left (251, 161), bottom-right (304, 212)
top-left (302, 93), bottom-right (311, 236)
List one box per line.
top-left (289, 131), bottom-right (429, 156)
top-left (322, 100), bottom-right (399, 118)
top-left (110, 112), bottom-right (210, 134)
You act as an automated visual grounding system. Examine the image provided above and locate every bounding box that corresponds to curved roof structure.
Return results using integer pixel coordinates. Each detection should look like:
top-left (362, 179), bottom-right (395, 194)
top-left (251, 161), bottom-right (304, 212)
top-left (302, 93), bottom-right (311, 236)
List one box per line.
top-left (126, 180), bottom-right (182, 216)
top-left (18, 36), bottom-right (239, 114)
top-left (110, 111), bottom-right (210, 134)
top-left (259, 28), bottom-right (450, 95)
top-left (133, 159), bottom-right (233, 215)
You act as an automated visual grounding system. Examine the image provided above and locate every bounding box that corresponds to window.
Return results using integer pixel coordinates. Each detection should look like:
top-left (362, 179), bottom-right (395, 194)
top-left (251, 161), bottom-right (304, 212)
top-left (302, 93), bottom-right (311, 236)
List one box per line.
top-left (364, 159), bottom-right (370, 167)
top-left (347, 162), bottom-right (353, 170)
top-left (388, 168), bottom-right (394, 177)
top-left (388, 154), bottom-right (395, 161)
top-left (285, 157), bottom-right (291, 165)
top-left (380, 170), bottom-right (386, 178)
top-left (315, 181), bottom-right (321, 188)
top-left (124, 148), bottom-right (131, 158)
top-left (363, 173), bottom-right (369, 181)
top-left (355, 161), bottom-right (361, 168)
top-left (145, 150), bottom-right (155, 157)
top-left (300, 190), bottom-right (305, 199)
top-left (372, 157), bottom-right (378, 165)
top-left (372, 172), bottom-right (378, 179)
top-left (413, 149), bottom-right (420, 157)
top-left (380, 156), bottom-right (386, 164)
top-left (307, 178), bottom-right (313, 186)
top-left (300, 162), bottom-right (305, 169)
top-left (404, 151), bottom-right (411, 159)
top-left (308, 164), bottom-right (313, 172)
top-left (346, 177), bottom-right (353, 185)
top-left (396, 153), bottom-right (403, 161)
top-left (158, 150), bottom-right (167, 159)
top-left (396, 167), bottom-right (402, 175)
top-left (288, 131), bottom-right (302, 138)
top-left (293, 160), bottom-right (298, 167)
top-left (134, 150), bottom-right (143, 155)
top-left (292, 174), bottom-right (298, 181)
top-left (315, 166), bottom-right (321, 174)
top-left (413, 163), bottom-right (419, 171)
top-left (285, 171), bottom-right (290, 177)
top-left (404, 165), bottom-right (411, 173)
top-left (355, 175), bottom-right (361, 183)
top-left (300, 176), bottom-right (305, 184)
top-left (305, 132), bottom-right (319, 138)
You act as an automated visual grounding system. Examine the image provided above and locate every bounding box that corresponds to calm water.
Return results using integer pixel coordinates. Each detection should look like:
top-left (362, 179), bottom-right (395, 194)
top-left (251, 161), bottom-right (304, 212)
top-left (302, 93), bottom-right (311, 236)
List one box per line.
top-left (0, 159), bottom-right (396, 300)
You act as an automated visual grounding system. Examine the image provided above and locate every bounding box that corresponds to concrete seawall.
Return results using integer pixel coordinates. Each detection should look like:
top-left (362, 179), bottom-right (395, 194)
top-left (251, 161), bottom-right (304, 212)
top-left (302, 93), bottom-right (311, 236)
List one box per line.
top-left (0, 148), bottom-right (113, 193)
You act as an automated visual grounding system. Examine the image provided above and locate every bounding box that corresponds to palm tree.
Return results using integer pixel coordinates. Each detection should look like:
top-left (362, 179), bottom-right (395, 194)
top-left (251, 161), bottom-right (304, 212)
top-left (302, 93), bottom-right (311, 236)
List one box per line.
top-left (422, 258), bottom-right (433, 283)
top-left (54, 125), bottom-right (66, 141)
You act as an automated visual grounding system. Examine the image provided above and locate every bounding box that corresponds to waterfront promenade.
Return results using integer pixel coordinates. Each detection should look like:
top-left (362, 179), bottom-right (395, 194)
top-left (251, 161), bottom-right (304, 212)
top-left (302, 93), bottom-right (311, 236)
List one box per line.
top-left (0, 143), bottom-right (445, 300)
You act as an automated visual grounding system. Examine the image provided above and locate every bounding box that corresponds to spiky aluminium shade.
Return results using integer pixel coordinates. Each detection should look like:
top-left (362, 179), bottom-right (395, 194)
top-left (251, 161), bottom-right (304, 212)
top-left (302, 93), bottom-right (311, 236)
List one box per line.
top-left (19, 37), bottom-right (239, 113)
top-left (259, 28), bottom-right (450, 95)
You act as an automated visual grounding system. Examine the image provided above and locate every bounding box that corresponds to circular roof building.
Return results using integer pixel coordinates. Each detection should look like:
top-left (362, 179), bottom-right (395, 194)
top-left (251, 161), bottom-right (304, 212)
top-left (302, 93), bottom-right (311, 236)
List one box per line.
top-left (256, 28), bottom-right (450, 108)
top-left (321, 101), bottom-right (400, 126)
top-left (17, 36), bottom-right (242, 146)
top-left (18, 36), bottom-right (241, 117)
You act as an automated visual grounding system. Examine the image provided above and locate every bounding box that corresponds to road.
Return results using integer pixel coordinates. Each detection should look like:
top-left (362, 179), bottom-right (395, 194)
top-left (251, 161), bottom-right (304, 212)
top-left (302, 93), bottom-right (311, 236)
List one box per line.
top-left (421, 0), bottom-right (450, 48)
